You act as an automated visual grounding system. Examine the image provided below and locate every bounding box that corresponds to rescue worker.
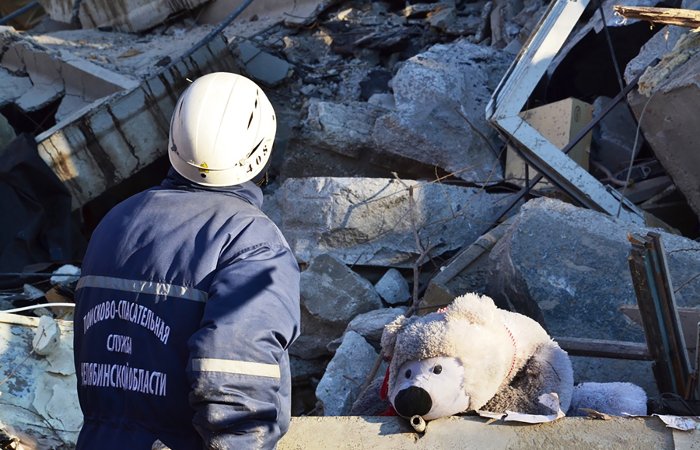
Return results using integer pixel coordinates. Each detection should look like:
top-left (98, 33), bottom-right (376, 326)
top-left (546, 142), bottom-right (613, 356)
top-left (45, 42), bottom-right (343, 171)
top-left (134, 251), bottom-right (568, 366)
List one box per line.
top-left (73, 72), bottom-right (300, 449)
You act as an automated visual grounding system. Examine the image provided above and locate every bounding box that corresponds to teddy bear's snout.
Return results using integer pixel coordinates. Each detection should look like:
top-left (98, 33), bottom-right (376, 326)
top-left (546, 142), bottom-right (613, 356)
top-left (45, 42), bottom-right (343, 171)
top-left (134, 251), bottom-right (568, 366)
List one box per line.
top-left (394, 386), bottom-right (432, 418)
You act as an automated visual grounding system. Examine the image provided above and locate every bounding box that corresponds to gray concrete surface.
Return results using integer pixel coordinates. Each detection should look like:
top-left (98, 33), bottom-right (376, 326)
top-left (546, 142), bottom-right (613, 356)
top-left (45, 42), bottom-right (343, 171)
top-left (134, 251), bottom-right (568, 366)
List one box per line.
top-left (278, 416), bottom-right (695, 449)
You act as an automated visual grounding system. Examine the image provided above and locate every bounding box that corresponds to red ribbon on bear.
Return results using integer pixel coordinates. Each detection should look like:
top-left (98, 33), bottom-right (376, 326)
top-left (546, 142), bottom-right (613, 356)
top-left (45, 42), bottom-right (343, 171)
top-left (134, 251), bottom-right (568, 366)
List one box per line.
top-left (379, 365), bottom-right (397, 416)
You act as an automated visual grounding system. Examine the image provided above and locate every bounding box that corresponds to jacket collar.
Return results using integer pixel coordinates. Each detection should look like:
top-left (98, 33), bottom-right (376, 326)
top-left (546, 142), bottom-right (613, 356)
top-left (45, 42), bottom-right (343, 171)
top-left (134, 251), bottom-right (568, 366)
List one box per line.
top-left (159, 168), bottom-right (263, 208)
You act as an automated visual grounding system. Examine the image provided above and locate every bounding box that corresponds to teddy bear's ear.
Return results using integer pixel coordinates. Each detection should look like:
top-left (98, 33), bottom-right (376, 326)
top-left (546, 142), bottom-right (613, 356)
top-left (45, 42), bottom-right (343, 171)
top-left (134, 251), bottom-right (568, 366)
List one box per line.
top-left (380, 315), bottom-right (408, 359)
top-left (447, 292), bottom-right (498, 325)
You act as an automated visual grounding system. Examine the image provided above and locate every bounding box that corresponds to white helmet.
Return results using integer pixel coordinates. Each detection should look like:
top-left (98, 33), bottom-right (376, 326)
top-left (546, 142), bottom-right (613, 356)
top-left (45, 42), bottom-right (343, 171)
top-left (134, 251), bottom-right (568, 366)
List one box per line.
top-left (168, 72), bottom-right (276, 186)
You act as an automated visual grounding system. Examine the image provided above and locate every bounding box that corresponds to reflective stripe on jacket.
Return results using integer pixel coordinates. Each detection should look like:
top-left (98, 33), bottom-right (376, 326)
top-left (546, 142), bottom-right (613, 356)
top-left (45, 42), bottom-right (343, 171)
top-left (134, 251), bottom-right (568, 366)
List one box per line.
top-left (73, 170), bottom-right (300, 450)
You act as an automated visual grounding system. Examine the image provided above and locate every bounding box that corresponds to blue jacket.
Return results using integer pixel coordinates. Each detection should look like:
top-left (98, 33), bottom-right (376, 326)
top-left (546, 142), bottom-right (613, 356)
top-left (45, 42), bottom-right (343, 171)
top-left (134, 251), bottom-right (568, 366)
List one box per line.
top-left (73, 170), bottom-right (300, 449)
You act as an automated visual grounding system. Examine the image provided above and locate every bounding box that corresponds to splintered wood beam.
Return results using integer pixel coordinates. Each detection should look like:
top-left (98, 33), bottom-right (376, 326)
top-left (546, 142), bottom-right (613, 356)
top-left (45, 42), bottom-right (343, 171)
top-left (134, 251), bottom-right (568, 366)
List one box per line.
top-left (613, 6), bottom-right (700, 29)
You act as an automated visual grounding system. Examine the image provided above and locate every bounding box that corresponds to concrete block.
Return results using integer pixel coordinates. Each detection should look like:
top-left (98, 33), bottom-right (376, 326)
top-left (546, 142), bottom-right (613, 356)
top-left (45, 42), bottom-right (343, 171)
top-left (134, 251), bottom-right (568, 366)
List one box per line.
top-left (374, 268), bottom-right (410, 305)
top-left (235, 41), bottom-right (291, 87)
top-left (278, 416), bottom-right (683, 449)
top-left (372, 39), bottom-right (511, 184)
top-left (293, 253), bottom-right (382, 359)
top-left (315, 331), bottom-right (377, 415)
top-left (505, 97), bottom-right (593, 189)
top-left (1, 30), bottom-right (138, 118)
top-left (626, 32), bottom-right (700, 221)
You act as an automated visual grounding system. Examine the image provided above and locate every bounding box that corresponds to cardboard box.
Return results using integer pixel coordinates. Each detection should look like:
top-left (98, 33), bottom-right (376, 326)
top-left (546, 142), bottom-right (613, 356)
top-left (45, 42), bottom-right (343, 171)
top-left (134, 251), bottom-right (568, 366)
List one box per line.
top-left (505, 97), bottom-right (593, 189)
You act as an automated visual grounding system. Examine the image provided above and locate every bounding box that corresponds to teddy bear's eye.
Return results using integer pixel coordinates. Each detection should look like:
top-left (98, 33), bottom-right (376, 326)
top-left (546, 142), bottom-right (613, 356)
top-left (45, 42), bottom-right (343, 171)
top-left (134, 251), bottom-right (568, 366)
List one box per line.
top-left (404, 369), bottom-right (412, 379)
top-left (433, 365), bottom-right (443, 375)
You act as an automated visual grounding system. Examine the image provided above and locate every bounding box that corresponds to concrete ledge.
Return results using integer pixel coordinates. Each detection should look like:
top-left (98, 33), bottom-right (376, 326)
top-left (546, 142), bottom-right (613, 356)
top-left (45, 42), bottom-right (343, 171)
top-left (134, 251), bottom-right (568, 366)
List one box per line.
top-left (279, 416), bottom-right (696, 449)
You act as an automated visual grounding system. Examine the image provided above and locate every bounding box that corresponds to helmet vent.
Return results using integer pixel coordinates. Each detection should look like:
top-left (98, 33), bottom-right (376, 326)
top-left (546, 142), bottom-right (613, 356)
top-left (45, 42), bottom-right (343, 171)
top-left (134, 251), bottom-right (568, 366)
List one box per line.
top-left (246, 138), bottom-right (263, 158)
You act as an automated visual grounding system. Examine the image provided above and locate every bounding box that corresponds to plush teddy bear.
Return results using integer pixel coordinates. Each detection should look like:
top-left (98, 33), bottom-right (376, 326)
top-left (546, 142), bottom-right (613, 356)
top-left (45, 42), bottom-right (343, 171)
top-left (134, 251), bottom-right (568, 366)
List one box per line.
top-left (354, 292), bottom-right (647, 428)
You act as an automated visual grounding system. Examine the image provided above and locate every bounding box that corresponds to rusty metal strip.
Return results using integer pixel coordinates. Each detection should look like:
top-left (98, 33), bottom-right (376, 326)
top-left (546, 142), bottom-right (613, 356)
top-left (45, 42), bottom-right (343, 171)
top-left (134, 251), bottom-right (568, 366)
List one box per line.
top-left (628, 232), bottom-right (693, 398)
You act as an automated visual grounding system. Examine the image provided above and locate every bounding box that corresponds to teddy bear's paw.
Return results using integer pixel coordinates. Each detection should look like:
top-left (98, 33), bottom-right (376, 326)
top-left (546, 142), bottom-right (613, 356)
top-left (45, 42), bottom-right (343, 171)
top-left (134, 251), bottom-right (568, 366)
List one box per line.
top-left (568, 381), bottom-right (647, 416)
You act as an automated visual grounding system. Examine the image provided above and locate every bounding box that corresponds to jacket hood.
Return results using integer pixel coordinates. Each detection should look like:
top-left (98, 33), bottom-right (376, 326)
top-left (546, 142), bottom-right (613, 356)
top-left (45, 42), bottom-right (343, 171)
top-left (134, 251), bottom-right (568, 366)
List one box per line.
top-left (160, 167), bottom-right (264, 208)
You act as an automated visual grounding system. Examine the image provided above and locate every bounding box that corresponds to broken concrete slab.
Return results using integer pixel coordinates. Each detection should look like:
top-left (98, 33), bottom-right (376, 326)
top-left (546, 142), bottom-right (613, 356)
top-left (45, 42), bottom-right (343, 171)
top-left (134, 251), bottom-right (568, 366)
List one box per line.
top-left (0, 313), bottom-right (81, 448)
top-left (486, 196), bottom-right (700, 393)
top-left (0, 66), bottom-right (32, 107)
top-left (625, 30), bottom-right (700, 221)
top-left (489, 196), bottom-right (700, 339)
top-left (2, 40), bottom-right (64, 112)
top-left (39, 0), bottom-right (210, 32)
top-left (0, 26), bottom-right (139, 125)
top-left (293, 253), bottom-right (382, 359)
top-left (302, 99), bottom-right (388, 159)
top-left (203, 0), bottom-right (341, 35)
top-left (35, 33), bottom-right (240, 210)
top-left (234, 41), bottom-right (291, 87)
top-left (372, 38), bottom-right (510, 184)
top-left (263, 177), bottom-right (518, 267)
top-left (315, 331), bottom-right (378, 416)
top-left (31, 27), bottom-right (215, 80)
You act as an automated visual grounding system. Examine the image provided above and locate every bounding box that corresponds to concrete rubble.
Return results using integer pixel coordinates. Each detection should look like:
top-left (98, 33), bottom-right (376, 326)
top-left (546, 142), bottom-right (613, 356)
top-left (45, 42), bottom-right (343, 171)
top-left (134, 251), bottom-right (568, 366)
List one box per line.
top-left (0, 26), bottom-right (138, 120)
top-left (263, 177), bottom-right (518, 267)
top-left (314, 331), bottom-right (378, 415)
top-left (0, 313), bottom-right (81, 448)
top-left (2, 0), bottom-right (700, 446)
top-left (371, 39), bottom-right (511, 184)
top-left (293, 253), bottom-right (382, 359)
top-left (39, 0), bottom-right (210, 32)
top-left (624, 1), bottom-right (700, 221)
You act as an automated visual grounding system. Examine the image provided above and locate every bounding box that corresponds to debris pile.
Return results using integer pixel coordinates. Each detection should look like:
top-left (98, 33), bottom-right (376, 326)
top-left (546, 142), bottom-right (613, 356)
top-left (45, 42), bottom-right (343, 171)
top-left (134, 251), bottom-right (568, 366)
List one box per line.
top-left (1, 0), bottom-right (700, 444)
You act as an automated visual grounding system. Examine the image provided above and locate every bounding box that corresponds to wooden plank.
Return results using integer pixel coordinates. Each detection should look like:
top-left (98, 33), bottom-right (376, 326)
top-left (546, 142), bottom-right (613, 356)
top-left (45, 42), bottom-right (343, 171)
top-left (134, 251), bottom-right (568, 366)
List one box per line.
top-left (613, 6), bottom-right (700, 29)
top-left (555, 336), bottom-right (651, 360)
